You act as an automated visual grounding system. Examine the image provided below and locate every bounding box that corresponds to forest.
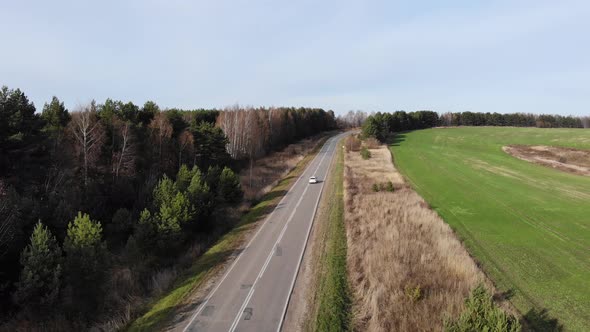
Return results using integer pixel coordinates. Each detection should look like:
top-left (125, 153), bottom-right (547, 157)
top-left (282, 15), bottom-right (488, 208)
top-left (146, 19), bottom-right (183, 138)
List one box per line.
top-left (361, 110), bottom-right (588, 141)
top-left (0, 85), bottom-right (336, 328)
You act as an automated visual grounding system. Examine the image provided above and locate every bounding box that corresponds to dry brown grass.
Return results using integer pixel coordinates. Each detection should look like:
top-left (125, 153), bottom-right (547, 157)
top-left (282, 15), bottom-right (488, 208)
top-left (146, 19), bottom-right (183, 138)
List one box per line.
top-left (240, 135), bottom-right (328, 201)
top-left (344, 145), bottom-right (487, 332)
top-left (345, 135), bottom-right (362, 152)
top-left (363, 137), bottom-right (381, 149)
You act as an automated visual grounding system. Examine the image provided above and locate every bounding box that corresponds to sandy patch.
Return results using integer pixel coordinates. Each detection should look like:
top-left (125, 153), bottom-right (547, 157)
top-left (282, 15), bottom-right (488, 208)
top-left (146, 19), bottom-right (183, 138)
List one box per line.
top-left (503, 145), bottom-right (590, 176)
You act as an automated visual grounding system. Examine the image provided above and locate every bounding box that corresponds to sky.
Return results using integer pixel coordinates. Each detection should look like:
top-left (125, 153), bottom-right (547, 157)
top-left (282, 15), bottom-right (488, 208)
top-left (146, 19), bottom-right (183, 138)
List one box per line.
top-left (1, 0), bottom-right (589, 115)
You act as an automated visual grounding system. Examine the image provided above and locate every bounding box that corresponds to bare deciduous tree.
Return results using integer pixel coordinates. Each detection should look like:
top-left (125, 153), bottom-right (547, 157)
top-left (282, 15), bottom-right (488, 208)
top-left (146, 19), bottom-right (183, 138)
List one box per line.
top-left (178, 129), bottom-right (194, 169)
top-left (112, 118), bottom-right (136, 179)
top-left (69, 103), bottom-right (105, 187)
top-left (148, 112), bottom-right (173, 169)
top-left (440, 112), bottom-right (453, 126)
top-left (246, 109), bottom-right (265, 188)
top-left (218, 107), bottom-right (267, 188)
top-left (337, 110), bottom-right (368, 128)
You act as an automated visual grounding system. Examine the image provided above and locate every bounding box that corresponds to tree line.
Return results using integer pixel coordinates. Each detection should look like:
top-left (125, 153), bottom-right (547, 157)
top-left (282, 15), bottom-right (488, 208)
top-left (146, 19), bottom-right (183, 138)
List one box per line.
top-left (439, 111), bottom-right (586, 128)
top-left (217, 106), bottom-right (337, 186)
top-left (0, 85), bottom-right (336, 327)
top-left (362, 110), bottom-right (589, 141)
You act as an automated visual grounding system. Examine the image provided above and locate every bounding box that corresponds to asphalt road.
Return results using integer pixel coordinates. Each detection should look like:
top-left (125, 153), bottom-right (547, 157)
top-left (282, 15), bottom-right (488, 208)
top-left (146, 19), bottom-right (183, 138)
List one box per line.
top-left (180, 133), bottom-right (346, 332)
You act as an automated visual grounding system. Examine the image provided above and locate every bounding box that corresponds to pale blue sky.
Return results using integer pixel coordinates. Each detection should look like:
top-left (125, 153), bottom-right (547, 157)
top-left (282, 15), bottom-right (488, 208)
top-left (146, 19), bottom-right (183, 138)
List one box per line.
top-left (1, 0), bottom-right (589, 115)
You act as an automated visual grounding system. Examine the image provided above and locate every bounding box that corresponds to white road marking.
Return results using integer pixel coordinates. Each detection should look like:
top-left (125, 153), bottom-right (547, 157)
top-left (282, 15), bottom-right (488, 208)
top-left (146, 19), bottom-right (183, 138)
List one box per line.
top-left (228, 283), bottom-right (256, 332)
top-left (181, 137), bottom-right (334, 332)
top-left (228, 135), bottom-right (340, 332)
top-left (275, 135), bottom-right (344, 332)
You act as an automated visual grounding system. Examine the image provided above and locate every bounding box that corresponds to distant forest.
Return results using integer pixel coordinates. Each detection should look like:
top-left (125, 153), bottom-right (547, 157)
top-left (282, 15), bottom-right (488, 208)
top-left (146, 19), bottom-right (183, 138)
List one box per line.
top-left (353, 110), bottom-right (589, 141)
top-left (0, 85), bottom-right (336, 327)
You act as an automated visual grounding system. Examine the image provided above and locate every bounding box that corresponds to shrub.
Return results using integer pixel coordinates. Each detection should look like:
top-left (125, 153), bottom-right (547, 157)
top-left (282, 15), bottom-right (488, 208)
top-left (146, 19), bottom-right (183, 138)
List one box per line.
top-left (384, 181), bottom-right (395, 192)
top-left (360, 147), bottom-right (371, 159)
top-left (404, 284), bottom-right (423, 303)
top-left (372, 183), bottom-right (380, 192)
top-left (345, 135), bottom-right (362, 152)
top-left (444, 285), bottom-right (521, 332)
top-left (14, 222), bottom-right (63, 312)
top-left (364, 137), bottom-right (380, 149)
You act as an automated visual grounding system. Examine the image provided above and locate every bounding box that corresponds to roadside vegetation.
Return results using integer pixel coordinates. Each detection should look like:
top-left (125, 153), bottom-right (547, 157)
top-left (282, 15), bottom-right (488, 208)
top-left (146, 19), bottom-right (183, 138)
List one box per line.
top-left (127, 139), bottom-right (327, 331)
top-left (344, 142), bottom-right (491, 331)
top-left (360, 146), bottom-right (371, 159)
top-left (0, 85), bottom-right (336, 330)
top-left (391, 127), bottom-right (590, 331)
top-left (444, 285), bottom-right (521, 332)
top-left (309, 138), bottom-right (351, 332)
top-left (239, 133), bottom-right (332, 201)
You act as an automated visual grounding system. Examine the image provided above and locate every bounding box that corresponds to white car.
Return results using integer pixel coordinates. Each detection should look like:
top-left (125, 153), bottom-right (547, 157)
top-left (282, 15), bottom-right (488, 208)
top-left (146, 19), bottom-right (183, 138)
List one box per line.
top-left (309, 176), bottom-right (318, 184)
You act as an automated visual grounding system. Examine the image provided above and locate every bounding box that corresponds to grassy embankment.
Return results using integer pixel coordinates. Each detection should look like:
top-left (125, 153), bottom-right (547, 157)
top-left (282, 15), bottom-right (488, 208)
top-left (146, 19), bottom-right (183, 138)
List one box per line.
top-left (127, 136), bottom-right (330, 332)
top-left (307, 138), bottom-right (352, 332)
top-left (390, 127), bottom-right (590, 331)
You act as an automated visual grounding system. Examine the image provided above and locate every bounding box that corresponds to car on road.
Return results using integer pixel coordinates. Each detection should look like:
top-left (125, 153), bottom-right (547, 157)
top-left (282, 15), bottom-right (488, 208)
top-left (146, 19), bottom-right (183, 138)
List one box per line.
top-left (309, 176), bottom-right (318, 184)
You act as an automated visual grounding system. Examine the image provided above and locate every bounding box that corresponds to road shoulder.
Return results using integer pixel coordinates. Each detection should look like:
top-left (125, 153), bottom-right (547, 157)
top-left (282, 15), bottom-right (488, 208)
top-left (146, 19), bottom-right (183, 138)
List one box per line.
top-left (283, 136), bottom-right (350, 332)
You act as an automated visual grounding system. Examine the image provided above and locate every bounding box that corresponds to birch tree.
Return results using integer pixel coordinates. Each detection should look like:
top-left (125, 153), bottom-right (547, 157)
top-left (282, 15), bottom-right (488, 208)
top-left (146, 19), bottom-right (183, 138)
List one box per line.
top-left (69, 103), bottom-right (105, 188)
top-left (112, 117), bottom-right (136, 179)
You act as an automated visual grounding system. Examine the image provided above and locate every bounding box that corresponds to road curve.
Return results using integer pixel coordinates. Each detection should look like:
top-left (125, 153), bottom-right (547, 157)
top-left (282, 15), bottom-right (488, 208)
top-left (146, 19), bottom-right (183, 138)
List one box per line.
top-left (178, 132), bottom-right (346, 332)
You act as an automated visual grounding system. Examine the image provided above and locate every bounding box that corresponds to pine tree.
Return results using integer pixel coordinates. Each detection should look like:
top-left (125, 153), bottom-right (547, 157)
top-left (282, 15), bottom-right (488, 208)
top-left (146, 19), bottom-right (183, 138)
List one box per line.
top-left (153, 175), bottom-right (176, 208)
top-left (41, 96), bottom-right (70, 150)
top-left (187, 169), bottom-right (212, 222)
top-left (176, 164), bottom-right (193, 192)
top-left (14, 222), bottom-right (62, 311)
top-left (218, 167), bottom-right (243, 204)
top-left (0, 86), bottom-right (47, 179)
top-left (205, 165), bottom-right (222, 193)
top-left (157, 191), bottom-right (191, 234)
top-left (63, 212), bottom-right (107, 315)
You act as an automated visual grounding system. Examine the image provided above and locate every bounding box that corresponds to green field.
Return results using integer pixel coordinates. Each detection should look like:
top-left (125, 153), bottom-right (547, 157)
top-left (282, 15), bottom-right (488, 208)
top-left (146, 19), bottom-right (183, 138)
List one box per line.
top-left (390, 127), bottom-right (590, 331)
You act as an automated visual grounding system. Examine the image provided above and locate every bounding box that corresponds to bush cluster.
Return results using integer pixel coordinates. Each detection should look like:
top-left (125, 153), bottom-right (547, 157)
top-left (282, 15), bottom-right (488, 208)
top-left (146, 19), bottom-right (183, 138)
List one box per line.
top-left (360, 147), bottom-right (371, 159)
top-left (444, 285), bottom-right (521, 332)
top-left (372, 181), bottom-right (395, 192)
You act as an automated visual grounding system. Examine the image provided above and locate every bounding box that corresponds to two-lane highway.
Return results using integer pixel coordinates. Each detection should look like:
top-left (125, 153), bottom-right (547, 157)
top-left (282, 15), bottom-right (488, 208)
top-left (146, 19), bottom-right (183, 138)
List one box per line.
top-left (179, 132), bottom-right (346, 332)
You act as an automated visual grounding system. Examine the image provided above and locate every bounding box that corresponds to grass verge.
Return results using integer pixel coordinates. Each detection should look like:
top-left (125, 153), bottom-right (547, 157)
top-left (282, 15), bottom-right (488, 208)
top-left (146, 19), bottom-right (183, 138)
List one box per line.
top-left (126, 136), bottom-right (331, 332)
top-left (310, 138), bottom-right (351, 332)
